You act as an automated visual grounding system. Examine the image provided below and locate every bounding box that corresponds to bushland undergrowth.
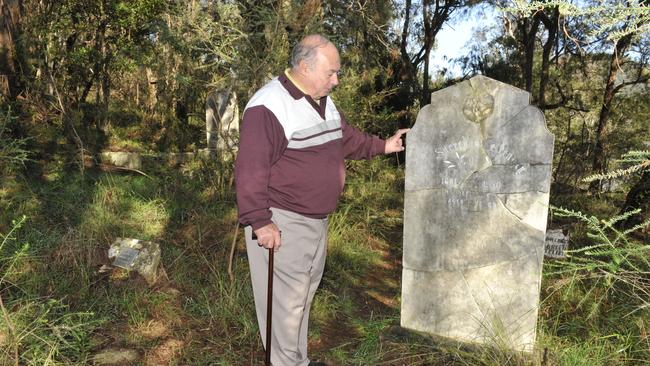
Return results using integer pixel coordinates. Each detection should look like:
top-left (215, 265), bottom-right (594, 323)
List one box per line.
top-left (0, 153), bottom-right (648, 365)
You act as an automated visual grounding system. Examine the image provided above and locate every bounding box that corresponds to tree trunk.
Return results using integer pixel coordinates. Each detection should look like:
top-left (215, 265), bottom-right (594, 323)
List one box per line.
top-left (400, 0), bottom-right (411, 64)
top-left (420, 0), bottom-right (454, 105)
top-left (145, 67), bottom-right (158, 111)
top-left (619, 170), bottom-right (650, 234)
top-left (422, 0), bottom-right (432, 106)
top-left (553, 112), bottom-right (572, 185)
top-left (590, 32), bottom-right (633, 191)
top-left (398, 0), bottom-right (416, 92)
top-left (538, 8), bottom-right (559, 106)
top-left (519, 15), bottom-right (540, 93)
top-left (100, 49), bottom-right (111, 128)
top-left (0, 0), bottom-right (21, 100)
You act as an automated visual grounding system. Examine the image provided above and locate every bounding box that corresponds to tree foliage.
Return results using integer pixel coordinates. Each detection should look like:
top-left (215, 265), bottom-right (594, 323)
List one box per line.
top-left (0, 0), bottom-right (647, 188)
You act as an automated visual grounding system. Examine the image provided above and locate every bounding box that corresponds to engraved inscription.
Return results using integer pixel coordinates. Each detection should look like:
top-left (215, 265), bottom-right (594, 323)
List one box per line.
top-left (446, 190), bottom-right (498, 212)
top-left (486, 141), bottom-right (515, 164)
top-left (434, 137), bottom-right (481, 156)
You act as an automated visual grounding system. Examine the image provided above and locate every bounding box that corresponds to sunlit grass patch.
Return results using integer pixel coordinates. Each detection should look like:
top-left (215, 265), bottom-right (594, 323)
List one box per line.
top-left (0, 298), bottom-right (102, 365)
top-left (311, 288), bottom-right (342, 328)
top-left (81, 175), bottom-right (169, 240)
top-left (350, 315), bottom-right (396, 363)
top-left (537, 331), bottom-right (641, 366)
top-left (325, 205), bottom-right (383, 288)
top-left (115, 290), bottom-right (182, 347)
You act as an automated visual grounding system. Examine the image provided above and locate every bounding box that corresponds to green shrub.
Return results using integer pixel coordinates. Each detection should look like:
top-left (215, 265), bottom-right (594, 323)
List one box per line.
top-left (0, 108), bottom-right (30, 175)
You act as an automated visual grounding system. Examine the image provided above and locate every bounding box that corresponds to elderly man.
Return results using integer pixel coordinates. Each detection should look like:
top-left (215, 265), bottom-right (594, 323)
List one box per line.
top-left (235, 34), bottom-right (407, 366)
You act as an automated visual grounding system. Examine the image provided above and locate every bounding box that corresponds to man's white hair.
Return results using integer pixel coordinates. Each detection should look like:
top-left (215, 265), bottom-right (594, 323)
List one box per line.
top-left (290, 34), bottom-right (332, 69)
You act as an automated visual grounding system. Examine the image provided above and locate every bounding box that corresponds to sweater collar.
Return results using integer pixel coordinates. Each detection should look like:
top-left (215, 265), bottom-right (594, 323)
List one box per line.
top-left (278, 71), bottom-right (327, 117)
top-left (279, 71), bottom-right (307, 100)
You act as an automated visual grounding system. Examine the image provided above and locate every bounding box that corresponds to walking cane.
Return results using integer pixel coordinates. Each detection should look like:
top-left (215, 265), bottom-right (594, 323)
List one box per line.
top-left (252, 230), bottom-right (275, 366)
top-left (265, 247), bottom-right (274, 366)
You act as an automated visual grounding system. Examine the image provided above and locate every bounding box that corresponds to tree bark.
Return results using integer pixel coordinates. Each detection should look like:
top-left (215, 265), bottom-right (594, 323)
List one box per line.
top-left (0, 0), bottom-right (21, 100)
top-left (145, 67), bottom-right (158, 111)
top-left (590, 32), bottom-right (633, 191)
top-left (420, 0), bottom-right (455, 105)
top-left (398, 0), bottom-right (416, 92)
top-left (538, 8), bottom-right (559, 106)
top-left (518, 15), bottom-right (540, 93)
top-left (619, 170), bottom-right (650, 233)
top-left (422, 0), bottom-right (432, 105)
top-left (400, 0), bottom-right (411, 64)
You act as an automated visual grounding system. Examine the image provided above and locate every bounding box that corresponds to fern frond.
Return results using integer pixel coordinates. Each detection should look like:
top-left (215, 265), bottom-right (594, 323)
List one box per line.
top-left (551, 206), bottom-right (596, 223)
top-left (583, 150), bottom-right (650, 182)
top-left (583, 164), bottom-right (646, 182)
top-left (622, 219), bottom-right (650, 236)
top-left (565, 243), bottom-right (611, 254)
top-left (602, 209), bottom-right (642, 227)
top-left (619, 150), bottom-right (650, 161)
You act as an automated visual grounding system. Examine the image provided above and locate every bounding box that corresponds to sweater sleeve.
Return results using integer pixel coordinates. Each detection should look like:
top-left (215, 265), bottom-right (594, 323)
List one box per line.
top-left (341, 114), bottom-right (385, 160)
top-left (234, 105), bottom-right (287, 230)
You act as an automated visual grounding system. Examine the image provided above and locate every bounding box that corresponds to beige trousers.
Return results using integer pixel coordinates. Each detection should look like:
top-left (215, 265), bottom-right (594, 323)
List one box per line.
top-left (245, 207), bottom-right (328, 366)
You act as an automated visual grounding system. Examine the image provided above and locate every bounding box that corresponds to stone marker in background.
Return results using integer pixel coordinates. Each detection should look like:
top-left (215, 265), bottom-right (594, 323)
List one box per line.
top-left (402, 75), bottom-right (554, 351)
top-left (100, 151), bottom-right (143, 170)
top-left (206, 89), bottom-right (239, 160)
top-left (544, 229), bottom-right (569, 258)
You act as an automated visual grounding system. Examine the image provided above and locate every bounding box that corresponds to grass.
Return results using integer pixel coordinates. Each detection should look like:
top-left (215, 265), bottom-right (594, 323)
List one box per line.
top-left (0, 153), bottom-right (649, 365)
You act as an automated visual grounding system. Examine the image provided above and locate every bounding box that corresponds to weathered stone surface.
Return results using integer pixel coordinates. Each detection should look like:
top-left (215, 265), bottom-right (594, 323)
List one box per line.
top-left (92, 348), bottom-right (139, 365)
top-left (401, 75), bottom-right (554, 351)
top-left (206, 89), bottom-right (239, 160)
top-left (100, 152), bottom-right (143, 170)
top-left (100, 149), bottom-right (212, 170)
top-left (109, 238), bottom-right (162, 285)
top-left (544, 229), bottom-right (569, 258)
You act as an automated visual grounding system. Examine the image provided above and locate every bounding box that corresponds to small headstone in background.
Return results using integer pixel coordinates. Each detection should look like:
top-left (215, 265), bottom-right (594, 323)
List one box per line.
top-left (100, 152), bottom-right (143, 170)
top-left (109, 238), bottom-right (162, 285)
top-left (544, 229), bottom-right (569, 258)
top-left (206, 89), bottom-right (239, 160)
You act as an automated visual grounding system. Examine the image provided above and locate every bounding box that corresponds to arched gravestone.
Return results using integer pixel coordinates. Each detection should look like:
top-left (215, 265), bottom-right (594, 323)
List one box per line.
top-left (401, 76), bottom-right (554, 351)
top-left (206, 89), bottom-right (239, 160)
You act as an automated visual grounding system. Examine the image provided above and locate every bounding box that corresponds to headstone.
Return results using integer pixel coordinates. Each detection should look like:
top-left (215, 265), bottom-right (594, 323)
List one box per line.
top-left (402, 76), bottom-right (554, 351)
top-left (100, 152), bottom-right (143, 170)
top-left (544, 229), bottom-right (569, 258)
top-left (109, 238), bottom-right (162, 285)
top-left (206, 89), bottom-right (239, 160)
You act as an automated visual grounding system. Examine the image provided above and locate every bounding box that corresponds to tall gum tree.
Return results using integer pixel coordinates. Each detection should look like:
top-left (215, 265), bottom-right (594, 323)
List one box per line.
top-left (590, 1), bottom-right (649, 191)
top-left (393, 0), bottom-right (475, 107)
top-left (505, 0), bottom-right (649, 191)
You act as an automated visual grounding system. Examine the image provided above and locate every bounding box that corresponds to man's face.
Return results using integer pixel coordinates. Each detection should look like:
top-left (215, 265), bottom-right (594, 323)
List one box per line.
top-left (305, 44), bottom-right (340, 100)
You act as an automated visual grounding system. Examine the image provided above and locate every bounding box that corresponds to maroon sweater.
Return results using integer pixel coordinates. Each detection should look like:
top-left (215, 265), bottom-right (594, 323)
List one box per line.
top-left (235, 73), bottom-right (385, 230)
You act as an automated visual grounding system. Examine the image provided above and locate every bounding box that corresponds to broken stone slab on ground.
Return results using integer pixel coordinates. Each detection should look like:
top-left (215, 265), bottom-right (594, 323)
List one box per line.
top-left (402, 75), bottom-right (555, 352)
top-left (100, 152), bottom-right (143, 170)
top-left (92, 348), bottom-right (139, 365)
top-left (109, 238), bottom-right (162, 285)
top-left (99, 149), bottom-right (213, 170)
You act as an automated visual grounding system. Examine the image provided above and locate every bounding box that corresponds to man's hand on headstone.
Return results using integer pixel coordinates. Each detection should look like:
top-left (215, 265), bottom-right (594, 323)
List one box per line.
top-left (254, 223), bottom-right (282, 250)
top-left (384, 128), bottom-right (410, 154)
